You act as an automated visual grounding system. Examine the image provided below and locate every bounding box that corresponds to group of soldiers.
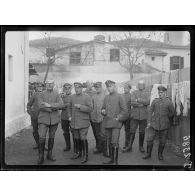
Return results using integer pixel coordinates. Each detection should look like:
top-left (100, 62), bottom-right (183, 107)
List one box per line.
top-left (27, 79), bottom-right (175, 165)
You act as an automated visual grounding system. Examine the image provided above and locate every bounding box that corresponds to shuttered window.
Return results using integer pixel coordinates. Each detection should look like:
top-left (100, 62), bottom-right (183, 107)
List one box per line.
top-left (110, 49), bottom-right (120, 62)
top-left (170, 56), bottom-right (184, 70)
top-left (69, 52), bottom-right (81, 64)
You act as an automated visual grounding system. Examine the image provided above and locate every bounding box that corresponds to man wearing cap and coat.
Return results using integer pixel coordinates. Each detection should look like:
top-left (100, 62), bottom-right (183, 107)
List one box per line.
top-left (143, 86), bottom-right (174, 160)
top-left (69, 82), bottom-right (93, 163)
top-left (101, 80), bottom-right (128, 165)
top-left (121, 82), bottom-right (132, 152)
top-left (124, 80), bottom-right (150, 153)
top-left (27, 83), bottom-right (43, 150)
top-left (90, 82), bottom-right (107, 155)
top-left (37, 80), bottom-right (63, 165)
top-left (60, 83), bottom-right (72, 152)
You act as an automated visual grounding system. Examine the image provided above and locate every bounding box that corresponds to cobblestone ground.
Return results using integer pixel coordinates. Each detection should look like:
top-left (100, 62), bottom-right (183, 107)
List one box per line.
top-left (5, 124), bottom-right (185, 166)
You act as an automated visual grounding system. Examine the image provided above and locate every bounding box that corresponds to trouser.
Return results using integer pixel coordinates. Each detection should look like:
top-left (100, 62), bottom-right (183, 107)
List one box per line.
top-left (61, 120), bottom-right (71, 148)
top-left (31, 118), bottom-right (39, 144)
top-left (39, 123), bottom-right (58, 139)
top-left (91, 122), bottom-right (102, 150)
top-left (130, 119), bottom-right (147, 134)
top-left (71, 127), bottom-right (89, 140)
top-left (146, 127), bottom-right (168, 145)
top-left (106, 128), bottom-right (121, 147)
top-left (123, 119), bottom-right (131, 147)
top-left (90, 120), bottom-right (97, 147)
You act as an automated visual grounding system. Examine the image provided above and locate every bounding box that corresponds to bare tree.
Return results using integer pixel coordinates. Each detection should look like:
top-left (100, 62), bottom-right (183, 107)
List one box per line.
top-left (108, 31), bottom-right (164, 80)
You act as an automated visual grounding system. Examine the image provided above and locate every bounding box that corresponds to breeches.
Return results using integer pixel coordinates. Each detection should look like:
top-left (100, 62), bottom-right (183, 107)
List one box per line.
top-left (61, 120), bottom-right (70, 136)
top-left (39, 123), bottom-right (58, 139)
top-left (106, 128), bottom-right (121, 145)
top-left (71, 127), bottom-right (89, 140)
top-left (130, 119), bottom-right (147, 134)
top-left (31, 118), bottom-right (38, 134)
top-left (147, 127), bottom-right (168, 144)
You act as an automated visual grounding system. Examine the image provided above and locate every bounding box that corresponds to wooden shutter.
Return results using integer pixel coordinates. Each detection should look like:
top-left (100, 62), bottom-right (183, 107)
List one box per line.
top-left (180, 57), bottom-right (184, 69)
top-left (170, 56), bottom-right (174, 70)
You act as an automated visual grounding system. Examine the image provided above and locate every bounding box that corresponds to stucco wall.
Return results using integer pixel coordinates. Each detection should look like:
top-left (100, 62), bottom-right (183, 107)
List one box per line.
top-left (5, 31), bottom-right (30, 138)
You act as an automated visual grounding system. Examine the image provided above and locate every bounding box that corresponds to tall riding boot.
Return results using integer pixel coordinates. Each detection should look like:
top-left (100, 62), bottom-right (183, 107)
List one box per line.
top-left (93, 138), bottom-right (102, 154)
top-left (123, 132), bottom-right (129, 149)
top-left (158, 144), bottom-right (165, 160)
top-left (47, 138), bottom-right (56, 161)
top-left (103, 144), bottom-right (114, 164)
top-left (142, 141), bottom-right (153, 159)
top-left (33, 132), bottom-right (39, 149)
top-left (139, 133), bottom-right (145, 153)
top-left (102, 140), bottom-right (110, 158)
top-left (71, 139), bottom-right (82, 160)
top-left (37, 138), bottom-right (45, 164)
top-left (81, 140), bottom-right (88, 164)
top-left (113, 145), bottom-right (119, 165)
top-left (63, 133), bottom-right (71, 152)
top-left (122, 133), bottom-right (135, 153)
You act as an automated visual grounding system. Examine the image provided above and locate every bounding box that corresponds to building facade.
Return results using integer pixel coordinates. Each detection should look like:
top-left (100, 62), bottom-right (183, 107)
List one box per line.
top-left (5, 31), bottom-right (30, 138)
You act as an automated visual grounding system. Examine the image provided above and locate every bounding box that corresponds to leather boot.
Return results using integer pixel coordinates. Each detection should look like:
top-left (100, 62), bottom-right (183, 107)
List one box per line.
top-left (37, 138), bottom-right (45, 165)
top-left (103, 144), bottom-right (114, 164)
top-left (81, 140), bottom-right (88, 163)
top-left (63, 133), bottom-right (71, 152)
top-left (47, 138), bottom-right (56, 161)
top-left (158, 144), bottom-right (165, 160)
top-left (122, 133), bottom-right (135, 153)
top-left (70, 139), bottom-right (82, 160)
top-left (93, 138), bottom-right (102, 154)
top-left (102, 140), bottom-right (110, 158)
top-left (113, 145), bottom-right (119, 165)
top-left (139, 133), bottom-right (145, 153)
top-left (33, 132), bottom-right (39, 149)
top-left (142, 141), bottom-right (153, 159)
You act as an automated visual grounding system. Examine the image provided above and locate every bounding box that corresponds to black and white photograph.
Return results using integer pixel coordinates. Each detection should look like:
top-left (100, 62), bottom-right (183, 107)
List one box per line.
top-left (1, 27), bottom-right (193, 170)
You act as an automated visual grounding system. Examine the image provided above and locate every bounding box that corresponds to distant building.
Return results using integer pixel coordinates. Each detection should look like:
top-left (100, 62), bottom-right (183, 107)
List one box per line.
top-left (5, 32), bottom-right (30, 138)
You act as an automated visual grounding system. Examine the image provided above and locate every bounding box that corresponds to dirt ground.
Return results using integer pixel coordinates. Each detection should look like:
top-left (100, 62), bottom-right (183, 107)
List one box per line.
top-left (4, 124), bottom-right (185, 166)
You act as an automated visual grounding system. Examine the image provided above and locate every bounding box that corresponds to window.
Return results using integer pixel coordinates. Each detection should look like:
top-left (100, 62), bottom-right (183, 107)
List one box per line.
top-left (170, 56), bottom-right (184, 70)
top-left (110, 49), bottom-right (120, 62)
top-left (151, 56), bottom-right (155, 61)
top-left (69, 52), bottom-right (81, 64)
top-left (8, 55), bottom-right (13, 81)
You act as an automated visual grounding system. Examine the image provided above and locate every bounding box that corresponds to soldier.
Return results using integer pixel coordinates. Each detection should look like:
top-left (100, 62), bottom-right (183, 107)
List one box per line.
top-left (84, 80), bottom-right (99, 153)
top-left (90, 82), bottom-right (107, 155)
top-left (124, 80), bottom-right (150, 153)
top-left (27, 83), bottom-right (43, 149)
top-left (143, 86), bottom-right (174, 160)
top-left (121, 82), bottom-right (132, 152)
top-left (37, 79), bottom-right (63, 165)
top-left (61, 83), bottom-right (72, 152)
top-left (69, 82), bottom-right (93, 163)
top-left (101, 80), bottom-right (128, 165)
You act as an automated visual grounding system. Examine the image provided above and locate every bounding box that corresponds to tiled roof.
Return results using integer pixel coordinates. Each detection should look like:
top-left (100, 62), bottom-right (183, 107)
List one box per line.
top-left (144, 49), bottom-right (167, 56)
top-left (110, 38), bottom-right (190, 50)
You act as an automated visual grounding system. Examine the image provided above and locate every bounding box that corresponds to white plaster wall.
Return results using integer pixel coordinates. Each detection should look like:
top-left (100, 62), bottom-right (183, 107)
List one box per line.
top-left (5, 32), bottom-right (30, 138)
top-left (145, 55), bottom-right (164, 71)
top-left (161, 48), bottom-right (190, 72)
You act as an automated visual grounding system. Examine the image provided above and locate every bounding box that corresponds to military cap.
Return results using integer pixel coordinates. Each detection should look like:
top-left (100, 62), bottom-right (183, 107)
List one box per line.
top-left (124, 82), bottom-right (132, 89)
top-left (63, 83), bottom-right (72, 88)
top-left (74, 82), bottom-right (83, 88)
top-left (158, 85), bottom-right (167, 91)
top-left (105, 80), bottom-right (116, 87)
top-left (37, 82), bottom-right (43, 87)
top-left (94, 82), bottom-right (102, 88)
top-left (45, 79), bottom-right (54, 84)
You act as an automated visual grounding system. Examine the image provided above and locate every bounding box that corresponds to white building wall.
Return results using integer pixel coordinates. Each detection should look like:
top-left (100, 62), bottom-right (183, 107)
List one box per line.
top-left (5, 32), bottom-right (30, 138)
top-left (145, 55), bottom-right (164, 71)
top-left (161, 48), bottom-right (190, 72)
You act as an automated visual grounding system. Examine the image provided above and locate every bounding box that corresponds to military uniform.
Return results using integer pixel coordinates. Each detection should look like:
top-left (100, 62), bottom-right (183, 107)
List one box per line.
top-left (121, 83), bottom-right (132, 152)
top-left (37, 83), bottom-right (63, 164)
top-left (61, 83), bottom-right (72, 152)
top-left (27, 90), bottom-right (41, 149)
top-left (143, 86), bottom-right (175, 160)
top-left (84, 86), bottom-right (98, 150)
top-left (128, 88), bottom-right (150, 152)
top-left (90, 82), bottom-right (107, 155)
top-left (69, 82), bottom-right (93, 163)
top-left (102, 80), bottom-right (128, 165)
